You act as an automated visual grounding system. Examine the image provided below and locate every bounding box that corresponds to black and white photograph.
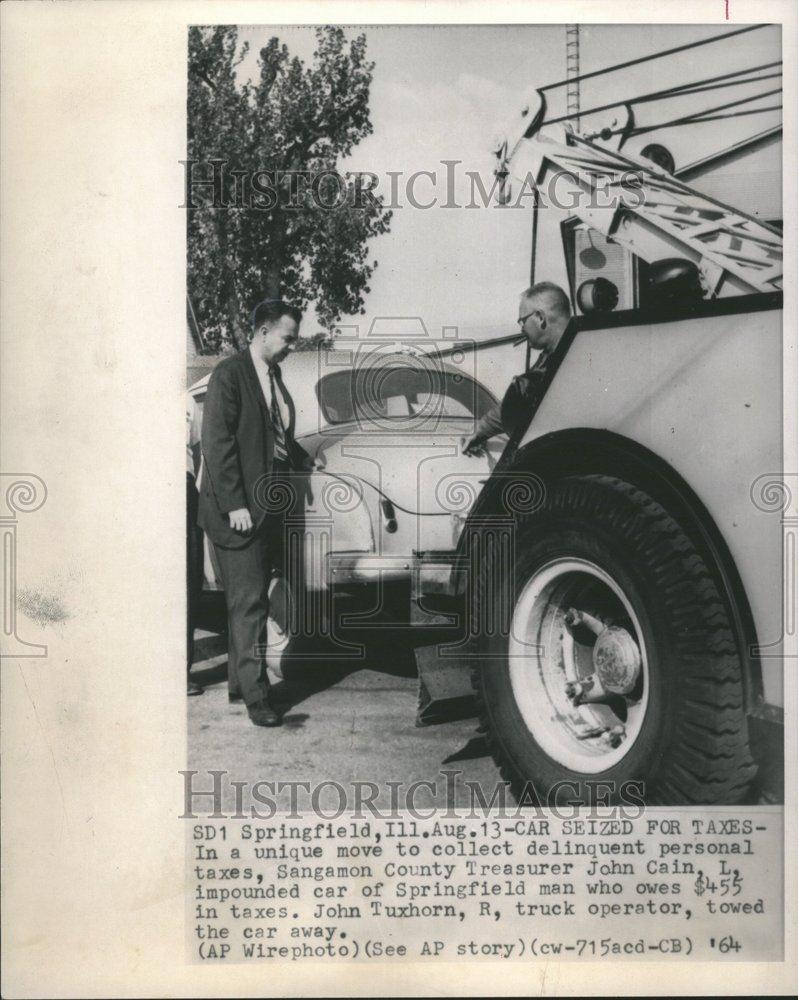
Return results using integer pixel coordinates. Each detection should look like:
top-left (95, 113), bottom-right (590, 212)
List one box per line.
top-left (185, 21), bottom-right (784, 808)
top-left (1, 3), bottom-right (796, 996)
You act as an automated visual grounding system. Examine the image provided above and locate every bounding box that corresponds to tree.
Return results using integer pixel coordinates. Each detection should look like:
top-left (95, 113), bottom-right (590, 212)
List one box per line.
top-left (187, 26), bottom-right (392, 352)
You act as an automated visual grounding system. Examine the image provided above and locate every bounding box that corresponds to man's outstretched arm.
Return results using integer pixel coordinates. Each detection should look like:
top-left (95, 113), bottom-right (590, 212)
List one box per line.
top-left (462, 402), bottom-right (503, 456)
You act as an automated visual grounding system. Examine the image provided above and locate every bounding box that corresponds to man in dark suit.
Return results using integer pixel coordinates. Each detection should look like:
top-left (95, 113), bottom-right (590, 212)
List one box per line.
top-left (198, 299), bottom-right (308, 727)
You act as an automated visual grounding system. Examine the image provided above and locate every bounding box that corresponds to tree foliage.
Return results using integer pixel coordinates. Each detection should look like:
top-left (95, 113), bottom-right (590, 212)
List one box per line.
top-left (187, 26), bottom-right (392, 352)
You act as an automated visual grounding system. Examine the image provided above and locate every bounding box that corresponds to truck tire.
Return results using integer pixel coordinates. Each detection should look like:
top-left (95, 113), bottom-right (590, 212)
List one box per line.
top-left (471, 474), bottom-right (757, 805)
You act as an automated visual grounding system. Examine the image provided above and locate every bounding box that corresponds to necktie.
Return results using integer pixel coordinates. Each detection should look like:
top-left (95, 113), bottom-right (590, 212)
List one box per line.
top-left (268, 366), bottom-right (289, 463)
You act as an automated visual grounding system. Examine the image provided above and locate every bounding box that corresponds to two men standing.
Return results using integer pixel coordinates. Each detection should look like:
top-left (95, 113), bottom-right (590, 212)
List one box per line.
top-left (194, 284), bottom-right (570, 726)
top-left (198, 300), bottom-right (308, 727)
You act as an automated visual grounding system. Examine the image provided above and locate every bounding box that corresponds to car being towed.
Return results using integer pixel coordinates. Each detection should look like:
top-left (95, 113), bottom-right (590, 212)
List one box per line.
top-left (189, 333), bottom-right (521, 661)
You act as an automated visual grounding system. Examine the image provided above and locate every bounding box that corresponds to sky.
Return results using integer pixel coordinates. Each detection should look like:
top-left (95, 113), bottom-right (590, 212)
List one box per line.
top-left (233, 23), bottom-right (781, 342)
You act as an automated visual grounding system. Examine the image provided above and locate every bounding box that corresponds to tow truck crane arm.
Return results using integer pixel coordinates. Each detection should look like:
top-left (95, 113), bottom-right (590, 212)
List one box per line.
top-left (512, 130), bottom-right (782, 296)
top-left (493, 23), bottom-right (782, 298)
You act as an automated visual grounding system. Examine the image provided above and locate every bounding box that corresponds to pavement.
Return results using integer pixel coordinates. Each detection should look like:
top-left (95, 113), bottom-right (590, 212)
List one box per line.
top-left (187, 600), bottom-right (504, 812)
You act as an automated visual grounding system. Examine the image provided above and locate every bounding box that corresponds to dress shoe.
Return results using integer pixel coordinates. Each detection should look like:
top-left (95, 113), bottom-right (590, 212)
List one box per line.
top-left (247, 697), bottom-right (282, 727)
top-left (228, 690), bottom-right (243, 703)
top-left (187, 681), bottom-right (204, 696)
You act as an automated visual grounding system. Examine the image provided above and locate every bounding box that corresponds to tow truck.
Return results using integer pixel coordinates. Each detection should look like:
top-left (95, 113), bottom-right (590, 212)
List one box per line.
top-left (416, 24), bottom-right (785, 804)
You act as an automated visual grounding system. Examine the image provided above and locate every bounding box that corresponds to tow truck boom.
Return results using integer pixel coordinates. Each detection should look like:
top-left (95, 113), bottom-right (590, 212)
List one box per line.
top-left (509, 130), bottom-right (782, 297)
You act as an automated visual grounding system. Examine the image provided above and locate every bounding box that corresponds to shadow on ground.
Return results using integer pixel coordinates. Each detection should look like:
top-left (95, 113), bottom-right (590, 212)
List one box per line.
top-left (188, 592), bottom-right (498, 804)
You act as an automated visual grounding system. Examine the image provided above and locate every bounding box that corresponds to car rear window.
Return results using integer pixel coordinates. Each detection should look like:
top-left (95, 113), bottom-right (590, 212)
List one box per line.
top-left (316, 360), bottom-right (494, 426)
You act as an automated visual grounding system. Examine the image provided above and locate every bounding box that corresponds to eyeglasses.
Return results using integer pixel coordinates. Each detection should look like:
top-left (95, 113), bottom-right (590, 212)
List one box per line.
top-left (517, 311), bottom-right (538, 327)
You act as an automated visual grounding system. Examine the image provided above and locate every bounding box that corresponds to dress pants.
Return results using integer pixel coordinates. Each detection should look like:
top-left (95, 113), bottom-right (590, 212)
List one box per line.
top-left (214, 521), bottom-right (278, 707)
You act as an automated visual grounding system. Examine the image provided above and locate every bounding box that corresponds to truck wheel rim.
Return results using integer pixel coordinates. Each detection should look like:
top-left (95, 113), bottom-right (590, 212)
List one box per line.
top-left (508, 558), bottom-right (649, 773)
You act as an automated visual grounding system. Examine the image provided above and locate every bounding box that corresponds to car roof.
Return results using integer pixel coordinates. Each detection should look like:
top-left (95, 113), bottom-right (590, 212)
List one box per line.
top-left (188, 347), bottom-right (495, 438)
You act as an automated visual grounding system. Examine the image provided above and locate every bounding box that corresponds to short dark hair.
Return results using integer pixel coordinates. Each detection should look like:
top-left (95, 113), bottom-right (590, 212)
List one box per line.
top-left (251, 299), bottom-right (302, 332)
top-left (521, 281), bottom-right (571, 318)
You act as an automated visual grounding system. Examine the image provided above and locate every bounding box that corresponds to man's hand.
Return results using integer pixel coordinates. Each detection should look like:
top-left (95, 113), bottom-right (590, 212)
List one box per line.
top-left (462, 436), bottom-right (486, 458)
top-left (228, 507), bottom-right (254, 534)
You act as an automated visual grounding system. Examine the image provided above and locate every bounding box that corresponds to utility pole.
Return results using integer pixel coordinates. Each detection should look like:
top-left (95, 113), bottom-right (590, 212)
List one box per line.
top-left (533, 25), bottom-right (580, 285)
top-left (566, 24), bottom-right (580, 129)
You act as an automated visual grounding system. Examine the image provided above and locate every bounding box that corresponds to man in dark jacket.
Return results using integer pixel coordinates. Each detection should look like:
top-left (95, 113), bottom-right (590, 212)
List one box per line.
top-left (462, 281), bottom-right (571, 456)
top-left (198, 299), bottom-right (308, 727)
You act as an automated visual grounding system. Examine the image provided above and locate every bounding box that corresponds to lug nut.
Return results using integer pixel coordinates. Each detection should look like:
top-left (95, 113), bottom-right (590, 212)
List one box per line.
top-left (564, 608), bottom-right (605, 637)
top-left (565, 681), bottom-right (584, 703)
top-left (601, 725), bottom-right (626, 748)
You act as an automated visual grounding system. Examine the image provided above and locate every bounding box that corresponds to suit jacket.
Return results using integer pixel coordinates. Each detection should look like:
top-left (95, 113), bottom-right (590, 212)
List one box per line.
top-left (198, 349), bottom-right (309, 549)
